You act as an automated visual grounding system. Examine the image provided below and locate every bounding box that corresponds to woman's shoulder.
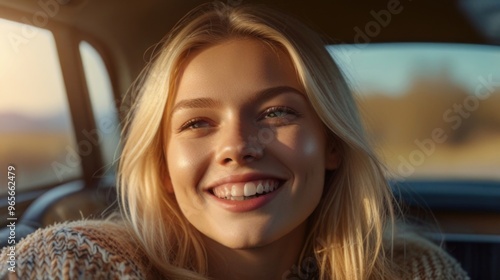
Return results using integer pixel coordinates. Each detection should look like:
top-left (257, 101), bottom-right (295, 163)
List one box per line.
top-left (0, 219), bottom-right (150, 279)
top-left (391, 231), bottom-right (469, 280)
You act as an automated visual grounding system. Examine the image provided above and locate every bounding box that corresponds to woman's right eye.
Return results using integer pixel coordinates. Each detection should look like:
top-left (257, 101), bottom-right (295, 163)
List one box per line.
top-left (178, 118), bottom-right (211, 132)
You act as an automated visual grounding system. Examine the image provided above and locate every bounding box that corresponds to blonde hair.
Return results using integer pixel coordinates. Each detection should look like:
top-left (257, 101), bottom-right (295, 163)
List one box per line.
top-left (118, 2), bottom-right (398, 279)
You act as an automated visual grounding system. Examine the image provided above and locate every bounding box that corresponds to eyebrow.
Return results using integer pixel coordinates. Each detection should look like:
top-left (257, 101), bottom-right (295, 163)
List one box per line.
top-left (248, 85), bottom-right (304, 104)
top-left (171, 85), bottom-right (304, 114)
top-left (171, 97), bottom-right (222, 114)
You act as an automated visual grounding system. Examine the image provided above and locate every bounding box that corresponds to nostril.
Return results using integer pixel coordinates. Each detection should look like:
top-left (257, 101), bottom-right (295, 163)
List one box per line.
top-left (218, 143), bottom-right (264, 165)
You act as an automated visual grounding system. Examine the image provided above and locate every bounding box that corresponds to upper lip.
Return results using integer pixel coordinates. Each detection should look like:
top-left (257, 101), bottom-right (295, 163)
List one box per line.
top-left (204, 172), bottom-right (286, 191)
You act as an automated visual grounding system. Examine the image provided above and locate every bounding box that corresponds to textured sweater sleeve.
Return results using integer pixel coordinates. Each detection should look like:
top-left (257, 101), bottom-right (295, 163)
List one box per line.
top-left (0, 220), bottom-right (149, 280)
top-left (392, 232), bottom-right (469, 280)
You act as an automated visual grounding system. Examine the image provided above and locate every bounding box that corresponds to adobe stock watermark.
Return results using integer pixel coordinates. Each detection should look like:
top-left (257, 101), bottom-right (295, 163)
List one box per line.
top-left (282, 237), bottom-right (329, 279)
top-left (238, 125), bottom-right (276, 158)
top-left (396, 74), bottom-right (500, 178)
top-left (8, 0), bottom-right (70, 53)
top-left (226, 0), bottom-right (243, 6)
top-left (333, 0), bottom-right (408, 62)
top-left (281, 256), bottom-right (318, 279)
top-left (51, 115), bottom-right (119, 181)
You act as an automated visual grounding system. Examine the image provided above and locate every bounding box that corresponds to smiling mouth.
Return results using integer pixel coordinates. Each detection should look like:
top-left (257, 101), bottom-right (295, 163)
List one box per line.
top-left (210, 180), bottom-right (283, 201)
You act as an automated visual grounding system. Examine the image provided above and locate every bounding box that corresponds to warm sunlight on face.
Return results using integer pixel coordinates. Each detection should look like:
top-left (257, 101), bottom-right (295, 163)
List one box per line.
top-left (165, 38), bottom-right (340, 249)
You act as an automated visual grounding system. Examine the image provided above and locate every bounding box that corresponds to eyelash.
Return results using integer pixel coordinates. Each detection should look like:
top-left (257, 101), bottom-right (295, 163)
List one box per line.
top-left (178, 118), bottom-right (210, 132)
top-left (177, 106), bottom-right (300, 132)
top-left (260, 106), bottom-right (300, 120)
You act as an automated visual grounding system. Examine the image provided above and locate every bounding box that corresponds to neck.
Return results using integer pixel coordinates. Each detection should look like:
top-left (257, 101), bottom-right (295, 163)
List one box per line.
top-left (204, 222), bottom-right (307, 280)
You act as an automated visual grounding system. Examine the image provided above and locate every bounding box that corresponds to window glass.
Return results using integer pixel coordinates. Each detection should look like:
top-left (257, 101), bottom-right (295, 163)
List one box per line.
top-left (329, 43), bottom-right (500, 181)
top-left (0, 18), bottom-right (81, 194)
top-left (79, 41), bottom-right (121, 174)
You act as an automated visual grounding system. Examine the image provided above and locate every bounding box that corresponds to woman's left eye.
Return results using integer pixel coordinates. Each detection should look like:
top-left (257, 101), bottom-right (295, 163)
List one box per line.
top-left (260, 106), bottom-right (300, 122)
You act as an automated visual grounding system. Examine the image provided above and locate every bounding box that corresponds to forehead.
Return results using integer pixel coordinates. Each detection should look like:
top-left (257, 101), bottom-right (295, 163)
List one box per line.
top-left (174, 38), bottom-right (302, 100)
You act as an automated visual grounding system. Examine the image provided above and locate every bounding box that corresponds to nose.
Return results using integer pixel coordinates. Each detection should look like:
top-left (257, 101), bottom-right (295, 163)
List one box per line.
top-left (215, 122), bottom-right (264, 166)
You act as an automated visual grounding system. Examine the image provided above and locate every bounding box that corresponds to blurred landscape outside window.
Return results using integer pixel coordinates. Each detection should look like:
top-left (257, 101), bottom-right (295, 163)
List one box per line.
top-left (330, 43), bottom-right (500, 181)
top-left (0, 18), bottom-right (81, 195)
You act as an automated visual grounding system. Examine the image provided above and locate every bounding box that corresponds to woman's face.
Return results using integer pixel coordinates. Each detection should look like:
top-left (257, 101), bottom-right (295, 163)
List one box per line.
top-left (165, 38), bottom-right (339, 249)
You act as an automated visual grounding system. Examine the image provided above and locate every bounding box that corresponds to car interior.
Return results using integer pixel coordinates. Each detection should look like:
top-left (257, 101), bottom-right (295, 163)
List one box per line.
top-left (0, 0), bottom-right (499, 278)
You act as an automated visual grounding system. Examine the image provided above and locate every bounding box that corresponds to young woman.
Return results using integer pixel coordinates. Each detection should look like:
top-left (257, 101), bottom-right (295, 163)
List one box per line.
top-left (1, 2), bottom-right (467, 279)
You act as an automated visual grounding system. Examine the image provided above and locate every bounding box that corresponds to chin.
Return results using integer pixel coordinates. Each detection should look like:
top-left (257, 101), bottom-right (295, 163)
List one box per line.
top-left (204, 227), bottom-right (278, 250)
top-left (216, 237), bottom-right (273, 250)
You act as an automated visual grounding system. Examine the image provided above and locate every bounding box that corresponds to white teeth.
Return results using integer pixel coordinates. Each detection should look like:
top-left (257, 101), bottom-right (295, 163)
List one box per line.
top-left (231, 185), bottom-right (244, 197)
top-left (213, 180), bottom-right (281, 200)
top-left (213, 188), bottom-right (220, 197)
top-left (244, 182), bottom-right (257, 196)
top-left (264, 181), bottom-right (270, 192)
top-left (256, 182), bottom-right (264, 194)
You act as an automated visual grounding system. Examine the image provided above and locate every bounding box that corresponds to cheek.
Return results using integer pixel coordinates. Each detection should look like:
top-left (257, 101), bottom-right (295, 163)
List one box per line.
top-left (274, 126), bottom-right (327, 163)
top-left (166, 139), bottom-right (209, 192)
top-left (169, 144), bottom-right (195, 171)
top-left (275, 126), bottom-right (327, 197)
top-left (166, 140), bottom-right (211, 218)
top-left (301, 133), bottom-right (325, 158)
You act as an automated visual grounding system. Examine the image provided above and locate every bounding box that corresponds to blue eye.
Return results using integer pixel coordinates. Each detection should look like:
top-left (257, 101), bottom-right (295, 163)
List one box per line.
top-left (262, 106), bottom-right (298, 119)
top-left (260, 106), bottom-right (300, 126)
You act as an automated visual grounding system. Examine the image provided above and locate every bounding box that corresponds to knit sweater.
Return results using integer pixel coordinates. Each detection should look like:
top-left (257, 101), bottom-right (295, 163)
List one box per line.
top-left (0, 220), bottom-right (468, 279)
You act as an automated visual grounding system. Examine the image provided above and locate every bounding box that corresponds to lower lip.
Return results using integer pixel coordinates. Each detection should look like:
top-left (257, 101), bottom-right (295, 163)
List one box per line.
top-left (208, 185), bottom-right (283, 213)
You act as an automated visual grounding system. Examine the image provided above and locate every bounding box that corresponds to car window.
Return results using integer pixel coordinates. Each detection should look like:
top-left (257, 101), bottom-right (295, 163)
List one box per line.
top-left (329, 43), bottom-right (500, 181)
top-left (80, 41), bottom-right (121, 175)
top-left (0, 18), bottom-right (81, 194)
